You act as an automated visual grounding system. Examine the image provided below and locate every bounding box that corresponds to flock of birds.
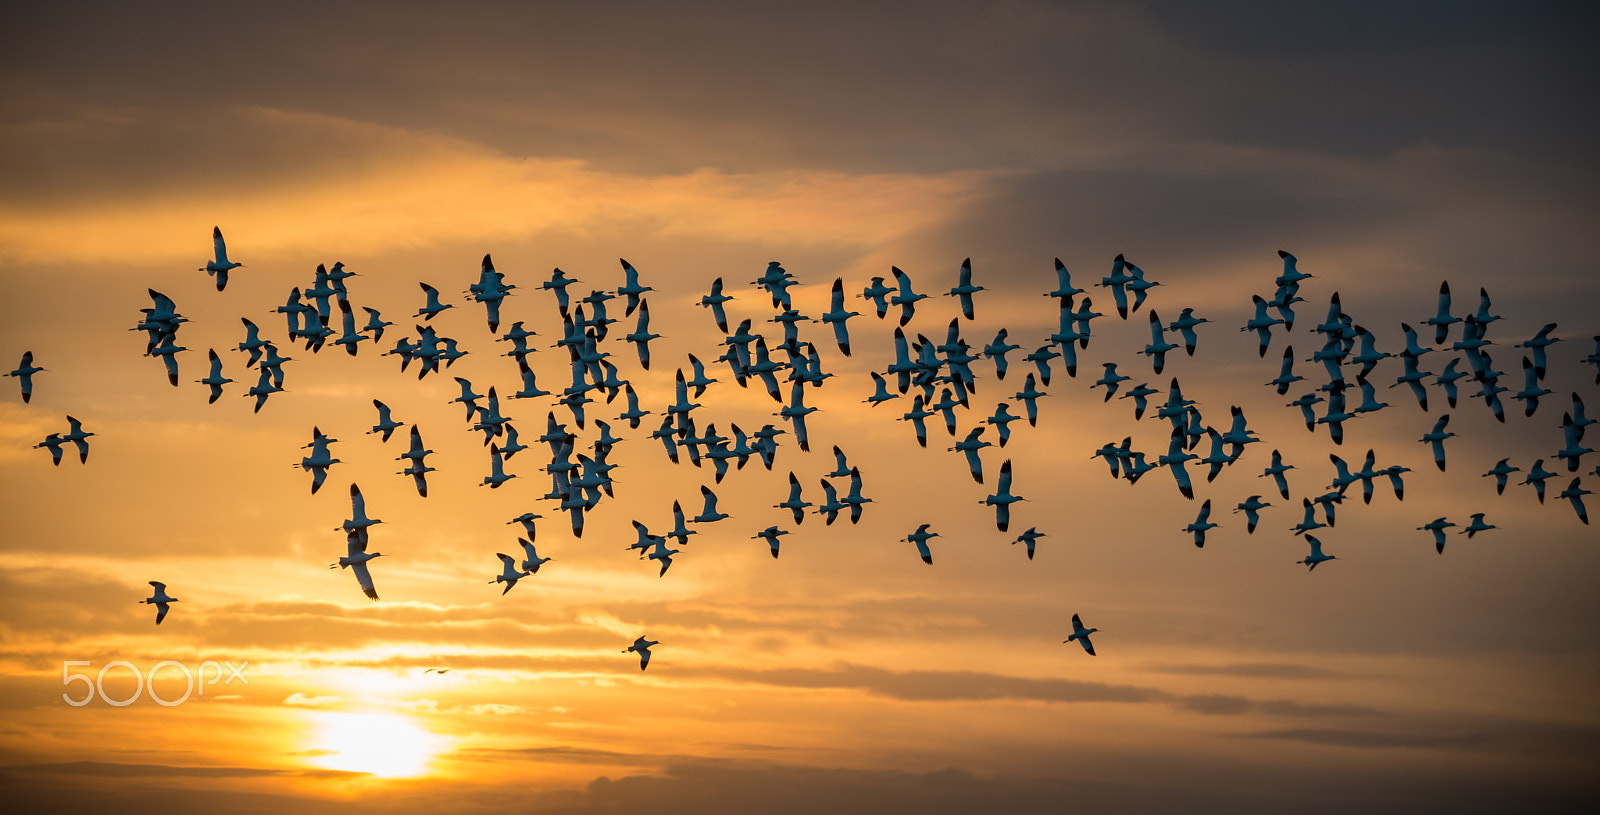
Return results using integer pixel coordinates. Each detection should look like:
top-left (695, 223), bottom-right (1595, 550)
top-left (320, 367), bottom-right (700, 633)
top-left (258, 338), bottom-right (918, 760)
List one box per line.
top-left (9, 227), bottom-right (1600, 666)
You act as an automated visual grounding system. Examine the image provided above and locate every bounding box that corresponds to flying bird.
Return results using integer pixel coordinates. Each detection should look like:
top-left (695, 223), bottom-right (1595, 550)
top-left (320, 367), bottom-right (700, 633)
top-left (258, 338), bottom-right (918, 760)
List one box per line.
top-left (6, 351), bottom-right (44, 403)
top-left (200, 226), bottom-right (244, 291)
top-left (624, 636), bottom-right (659, 670)
top-left (141, 581), bottom-right (179, 624)
top-left (1063, 613), bottom-right (1098, 656)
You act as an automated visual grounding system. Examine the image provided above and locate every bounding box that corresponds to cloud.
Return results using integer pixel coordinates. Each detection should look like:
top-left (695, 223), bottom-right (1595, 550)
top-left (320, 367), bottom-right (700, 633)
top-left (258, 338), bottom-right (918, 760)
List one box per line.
top-left (283, 693), bottom-right (343, 707)
top-left (0, 108), bottom-right (990, 267)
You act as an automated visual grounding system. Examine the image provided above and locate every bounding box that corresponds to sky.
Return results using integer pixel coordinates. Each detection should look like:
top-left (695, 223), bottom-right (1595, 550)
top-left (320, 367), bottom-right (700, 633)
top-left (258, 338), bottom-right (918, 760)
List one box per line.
top-left (2, 1), bottom-right (1598, 812)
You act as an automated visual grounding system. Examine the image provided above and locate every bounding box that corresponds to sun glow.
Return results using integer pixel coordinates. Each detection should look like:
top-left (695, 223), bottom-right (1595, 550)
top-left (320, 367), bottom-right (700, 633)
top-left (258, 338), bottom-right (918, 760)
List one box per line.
top-left (310, 712), bottom-right (446, 778)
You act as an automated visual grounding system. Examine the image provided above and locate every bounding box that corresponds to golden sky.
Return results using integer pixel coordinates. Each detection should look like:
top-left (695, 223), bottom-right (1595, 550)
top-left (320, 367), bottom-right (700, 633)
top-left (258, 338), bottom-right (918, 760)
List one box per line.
top-left (2, 2), bottom-right (1598, 812)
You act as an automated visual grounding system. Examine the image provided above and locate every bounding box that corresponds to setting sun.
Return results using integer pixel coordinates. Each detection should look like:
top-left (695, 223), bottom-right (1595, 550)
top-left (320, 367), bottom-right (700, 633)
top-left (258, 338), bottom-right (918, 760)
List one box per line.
top-left (311, 712), bottom-right (446, 778)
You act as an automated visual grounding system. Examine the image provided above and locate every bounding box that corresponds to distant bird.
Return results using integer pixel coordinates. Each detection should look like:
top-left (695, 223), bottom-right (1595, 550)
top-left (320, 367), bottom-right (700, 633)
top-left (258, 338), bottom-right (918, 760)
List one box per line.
top-left (1483, 459), bottom-right (1519, 495)
top-left (776, 472), bottom-right (812, 524)
top-left (1013, 527), bottom-right (1045, 560)
top-left (1521, 459), bottom-right (1554, 504)
top-left (1014, 374), bottom-right (1045, 427)
top-left (860, 276), bottom-right (893, 318)
top-left (1243, 295), bottom-right (1283, 357)
top-left (624, 636), bottom-right (658, 670)
top-left (982, 459), bottom-right (1023, 532)
top-left (818, 278), bottom-right (859, 356)
top-left (140, 581), bottom-right (179, 624)
top-left (890, 266), bottom-right (926, 326)
top-left (946, 258), bottom-right (984, 320)
top-left (397, 425), bottom-right (434, 497)
top-left (196, 349), bottom-right (232, 403)
top-left (1419, 517), bottom-right (1456, 554)
top-left (1420, 415), bottom-right (1454, 472)
top-left (1558, 478), bottom-right (1590, 524)
top-left (1234, 496), bottom-right (1271, 533)
top-left (35, 433), bottom-right (66, 465)
top-left (1296, 536), bottom-right (1336, 571)
top-left (369, 400), bottom-right (403, 442)
top-left (1143, 311), bottom-right (1178, 374)
top-left (1045, 258), bottom-right (1084, 306)
top-left (692, 485), bottom-right (730, 524)
top-left (362, 307), bottom-right (394, 343)
top-left (843, 466), bottom-right (873, 524)
top-left (616, 258), bottom-right (653, 317)
top-left (1461, 513), bottom-right (1496, 539)
top-left (1421, 281), bottom-right (1458, 345)
top-left (950, 427), bottom-right (992, 484)
top-left (60, 416), bottom-right (93, 463)
top-left (904, 523), bottom-right (940, 564)
top-left (1063, 613), bottom-right (1098, 656)
top-left (698, 277), bottom-right (732, 333)
top-left (331, 529), bottom-right (382, 600)
top-left (1184, 500), bottom-right (1217, 547)
top-left (752, 526), bottom-right (789, 558)
top-left (490, 553), bottom-right (531, 595)
top-left (298, 427), bottom-right (340, 494)
top-left (338, 483), bottom-right (383, 544)
top-left (6, 351), bottom-right (44, 403)
top-left (1168, 308), bottom-right (1209, 356)
top-left (415, 282), bottom-right (454, 320)
top-left (200, 226), bottom-right (244, 291)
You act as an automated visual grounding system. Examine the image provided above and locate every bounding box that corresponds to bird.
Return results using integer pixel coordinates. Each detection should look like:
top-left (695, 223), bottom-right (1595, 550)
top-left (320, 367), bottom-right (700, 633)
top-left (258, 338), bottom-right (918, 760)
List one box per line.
top-left (685, 485), bottom-right (730, 525)
top-left (1461, 513), bottom-right (1496, 539)
top-left (776, 472), bottom-right (812, 524)
top-left (1558, 478), bottom-right (1590, 524)
top-left (141, 581), bottom-right (179, 624)
top-left (1168, 308), bottom-right (1209, 356)
top-left (890, 266), bottom-right (926, 326)
top-left (1483, 459), bottom-right (1519, 495)
top-left (982, 459), bottom-right (1023, 532)
top-left (35, 433), bottom-right (66, 465)
top-left (1143, 311), bottom-right (1178, 374)
top-left (1013, 527), bottom-right (1045, 560)
top-left (61, 416), bottom-right (94, 463)
top-left (1234, 496), bottom-right (1271, 533)
top-left (1520, 459), bottom-right (1554, 504)
top-left (624, 636), bottom-right (658, 670)
top-left (1421, 281), bottom-right (1459, 345)
top-left (753, 526), bottom-right (789, 558)
top-left (1045, 258), bottom-right (1084, 306)
top-left (1063, 613), bottom-right (1098, 656)
top-left (1243, 295), bottom-right (1283, 357)
top-left (1419, 517), bottom-right (1456, 553)
top-left (950, 427), bottom-right (991, 484)
top-left (199, 226), bottom-right (244, 291)
top-left (490, 553), bottom-right (531, 595)
top-left (1261, 450), bottom-right (1294, 499)
top-left (331, 529), bottom-right (382, 600)
top-left (1014, 374), bottom-right (1045, 427)
top-left (195, 349), bottom-right (232, 403)
top-left (904, 524), bottom-right (940, 564)
top-left (616, 258), bottom-right (653, 317)
top-left (369, 400), bottom-right (403, 441)
top-left (946, 258), bottom-right (984, 320)
top-left (1297, 536), bottom-right (1336, 571)
top-left (415, 282), bottom-right (454, 320)
top-left (818, 278), bottom-right (859, 356)
top-left (1419, 415), bottom-right (1455, 471)
top-left (698, 277), bottom-right (732, 333)
top-left (338, 483), bottom-right (383, 544)
top-left (6, 351), bottom-right (44, 403)
top-left (396, 426), bottom-right (435, 497)
top-left (1185, 500), bottom-right (1217, 547)
top-left (843, 467), bottom-right (873, 524)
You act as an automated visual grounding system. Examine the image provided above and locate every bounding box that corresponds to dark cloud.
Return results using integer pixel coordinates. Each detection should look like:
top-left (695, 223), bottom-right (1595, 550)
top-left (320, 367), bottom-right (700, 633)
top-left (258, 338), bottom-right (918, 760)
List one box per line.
top-left (6, 1), bottom-right (1596, 183)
